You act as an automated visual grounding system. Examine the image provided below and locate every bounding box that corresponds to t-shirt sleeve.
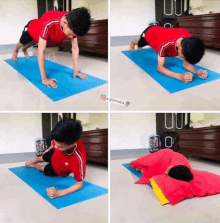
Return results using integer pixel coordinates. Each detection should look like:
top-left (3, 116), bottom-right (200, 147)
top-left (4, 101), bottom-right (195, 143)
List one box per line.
top-left (73, 147), bottom-right (86, 181)
top-left (39, 11), bottom-right (55, 41)
top-left (73, 161), bottom-right (86, 182)
top-left (158, 43), bottom-right (169, 57)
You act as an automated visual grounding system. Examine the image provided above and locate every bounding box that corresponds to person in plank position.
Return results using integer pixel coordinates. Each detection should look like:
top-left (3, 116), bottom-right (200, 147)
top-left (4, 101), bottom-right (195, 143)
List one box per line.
top-left (129, 24), bottom-right (207, 83)
top-left (25, 119), bottom-right (86, 199)
top-left (12, 7), bottom-right (91, 88)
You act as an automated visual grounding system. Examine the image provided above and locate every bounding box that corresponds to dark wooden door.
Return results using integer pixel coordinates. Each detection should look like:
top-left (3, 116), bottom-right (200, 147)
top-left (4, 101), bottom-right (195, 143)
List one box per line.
top-left (37, 0), bottom-right (54, 18)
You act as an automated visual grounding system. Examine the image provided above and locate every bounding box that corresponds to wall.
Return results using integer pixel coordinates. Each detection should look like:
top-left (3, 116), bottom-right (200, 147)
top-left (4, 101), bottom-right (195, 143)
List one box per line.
top-left (191, 113), bottom-right (220, 127)
top-left (0, 0), bottom-right (38, 45)
top-left (190, 0), bottom-right (220, 8)
top-left (71, 0), bottom-right (86, 8)
top-left (111, 113), bottom-right (156, 150)
top-left (0, 114), bottom-right (42, 154)
top-left (111, 0), bottom-right (155, 36)
top-left (71, 0), bottom-right (108, 19)
top-left (76, 113), bottom-right (108, 131)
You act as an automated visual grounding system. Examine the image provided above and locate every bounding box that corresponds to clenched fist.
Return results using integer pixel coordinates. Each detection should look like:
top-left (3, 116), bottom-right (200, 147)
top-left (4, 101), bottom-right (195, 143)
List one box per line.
top-left (181, 72), bottom-right (193, 83)
top-left (46, 187), bottom-right (60, 199)
top-left (197, 69), bottom-right (208, 79)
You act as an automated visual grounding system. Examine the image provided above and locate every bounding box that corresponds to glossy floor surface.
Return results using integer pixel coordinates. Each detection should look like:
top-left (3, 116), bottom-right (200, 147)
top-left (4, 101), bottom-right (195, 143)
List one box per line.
top-left (0, 161), bottom-right (108, 223)
top-left (0, 47), bottom-right (108, 111)
top-left (110, 45), bottom-right (220, 111)
top-left (111, 156), bottom-right (220, 223)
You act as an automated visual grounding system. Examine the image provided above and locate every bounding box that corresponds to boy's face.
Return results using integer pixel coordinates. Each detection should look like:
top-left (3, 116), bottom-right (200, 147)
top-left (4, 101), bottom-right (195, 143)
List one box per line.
top-left (54, 140), bottom-right (77, 151)
top-left (62, 18), bottom-right (77, 39)
top-left (165, 166), bottom-right (173, 175)
top-left (176, 37), bottom-right (185, 59)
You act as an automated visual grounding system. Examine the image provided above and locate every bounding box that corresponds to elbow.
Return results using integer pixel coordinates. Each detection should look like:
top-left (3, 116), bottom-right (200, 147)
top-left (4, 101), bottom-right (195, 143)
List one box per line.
top-left (157, 66), bottom-right (162, 73)
top-left (78, 181), bottom-right (83, 190)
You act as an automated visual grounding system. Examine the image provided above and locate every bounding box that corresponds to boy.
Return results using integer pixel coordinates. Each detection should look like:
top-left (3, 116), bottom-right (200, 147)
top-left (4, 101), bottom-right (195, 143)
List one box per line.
top-left (130, 24), bottom-right (208, 83)
top-left (25, 119), bottom-right (86, 199)
top-left (12, 7), bottom-right (91, 88)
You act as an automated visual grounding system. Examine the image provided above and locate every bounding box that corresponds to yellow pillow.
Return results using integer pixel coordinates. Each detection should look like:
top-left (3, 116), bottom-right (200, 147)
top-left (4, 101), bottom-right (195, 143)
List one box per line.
top-left (150, 178), bottom-right (170, 205)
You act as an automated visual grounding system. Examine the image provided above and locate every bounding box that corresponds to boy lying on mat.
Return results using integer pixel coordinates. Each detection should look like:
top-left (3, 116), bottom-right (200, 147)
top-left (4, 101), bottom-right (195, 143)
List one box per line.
top-left (129, 24), bottom-right (208, 83)
top-left (25, 119), bottom-right (86, 199)
top-left (130, 149), bottom-right (220, 205)
top-left (11, 7), bottom-right (91, 88)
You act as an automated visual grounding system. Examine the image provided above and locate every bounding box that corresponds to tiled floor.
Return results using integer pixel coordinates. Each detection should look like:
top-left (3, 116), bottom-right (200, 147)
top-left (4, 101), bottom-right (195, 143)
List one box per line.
top-left (110, 45), bottom-right (220, 111)
top-left (0, 47), bottom-right (108, 111)
top-left (111, 156), bottom-right (220, 223)
top-left (0, 161), bottom-right (108, 223)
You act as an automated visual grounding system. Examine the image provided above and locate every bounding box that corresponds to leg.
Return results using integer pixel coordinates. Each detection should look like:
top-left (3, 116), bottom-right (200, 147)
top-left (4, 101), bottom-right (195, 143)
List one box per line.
top-left (129, 39), bottom-right (139, 51)
top-left (29, 164), bottom-right (46, 172)
top-left (11, 42), bottom-right (24, 60)
top-left (22, 40), bottom-right (36, 58)
top-left (25, 155), bottom-right (44, 167)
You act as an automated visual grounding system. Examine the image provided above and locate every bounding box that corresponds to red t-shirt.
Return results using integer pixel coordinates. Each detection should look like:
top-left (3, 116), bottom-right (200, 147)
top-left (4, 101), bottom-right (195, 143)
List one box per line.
top-left (144, 26), bottom-right (192, 57)
top-left (28, 11), bottom-right (76, 46)
top-left (51, 140), bottom-right (86, 181)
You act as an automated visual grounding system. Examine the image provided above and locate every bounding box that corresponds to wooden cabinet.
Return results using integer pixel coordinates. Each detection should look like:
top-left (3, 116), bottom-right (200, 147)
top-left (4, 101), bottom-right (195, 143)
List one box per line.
top-left (176, 125), bottom-right (220, 161)
top-left (175, 13), bottom-right (220, 49)
top-left (80, 129), bottom-right (108, 164)
top-left (58, 19), bottom-right (108, 56)
top-left (156, 113), bottom-right (189, 149)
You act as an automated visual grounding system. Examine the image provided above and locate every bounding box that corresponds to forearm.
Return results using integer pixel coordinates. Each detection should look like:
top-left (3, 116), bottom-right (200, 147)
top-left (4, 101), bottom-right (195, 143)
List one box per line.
top-left (59, 182), bottom-right (83, 197)
top-left (72, 48), bottom-right (79, 73)
top-left (37, 50), bottom-right (47, 80)
top-left (158, 66), bottom-right (182, 81)
top-left (184, 64), bottom-right (198, 75)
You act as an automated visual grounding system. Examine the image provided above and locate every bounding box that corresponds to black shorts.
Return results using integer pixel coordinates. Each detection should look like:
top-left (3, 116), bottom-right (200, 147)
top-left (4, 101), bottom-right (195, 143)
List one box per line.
top-left (19, 20), bottom-right (33, 45)
top-left (138, 24), bottom-right (158, 48)
top-left (42, 149), bottom-right (58, 177)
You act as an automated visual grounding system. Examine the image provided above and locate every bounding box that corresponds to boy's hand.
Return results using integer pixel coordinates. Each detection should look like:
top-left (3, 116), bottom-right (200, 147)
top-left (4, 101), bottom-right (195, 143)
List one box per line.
top-left (42, 78), bottom-right (58, 88)
top-left (129, 41), bottom-right (135, 51)
top-left (46, 187), bottom-right (60, 199)
top-left (73, 72), bottom-right (87, 80)
top-left (197, 69), bottom-right (208, 79)
top-left (181, 72), bottom-right (193, 83)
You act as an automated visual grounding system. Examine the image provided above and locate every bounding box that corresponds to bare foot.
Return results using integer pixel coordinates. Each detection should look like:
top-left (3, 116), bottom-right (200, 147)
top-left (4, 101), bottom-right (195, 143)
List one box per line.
top-left (29, 164), bottom-right (37, 168)
top-left (25, 160), bottom-right (37, 167)
top-left (11, 51), bottom-right (18, 60)
top-left (129, 41), bottom-right (135, 51)
top-left (22, 48), bottom-right (29, 58)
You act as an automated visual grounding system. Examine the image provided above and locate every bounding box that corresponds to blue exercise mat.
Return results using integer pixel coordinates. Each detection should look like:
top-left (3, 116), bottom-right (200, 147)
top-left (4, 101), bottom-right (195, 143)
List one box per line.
top-left (9, 166), bottom-right (108, 209)
top-left (5, 56), bottom-right (107, 102)
top-left (122, 163), bottom-right (152, 188)
top-left (122, 48), bottom-right (220, 93)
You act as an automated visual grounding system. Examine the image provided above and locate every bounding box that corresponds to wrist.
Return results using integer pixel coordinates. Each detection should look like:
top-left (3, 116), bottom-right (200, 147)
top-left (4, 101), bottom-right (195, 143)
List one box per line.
top-left (58, 190), bottom-right (64, 197)
top-left (177, 74), bottom-right (183, 81)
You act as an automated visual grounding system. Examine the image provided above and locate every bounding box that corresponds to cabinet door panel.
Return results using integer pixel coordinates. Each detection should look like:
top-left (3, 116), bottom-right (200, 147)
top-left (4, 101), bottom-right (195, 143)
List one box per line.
top-left (175, 0), bottom-right (183, 16)
top-left (163, 0), bottom-right (175, 18)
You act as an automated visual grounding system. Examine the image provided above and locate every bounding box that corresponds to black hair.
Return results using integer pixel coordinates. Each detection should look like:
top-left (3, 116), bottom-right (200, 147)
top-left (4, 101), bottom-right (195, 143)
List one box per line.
top-left (168, 165), bottom-right (194, 182)
top-left (181, 37), bottom-right (205, 64)
top-left (50, 119), bottom-right (82, 145)
top-left (66, 7), bottom-right (91, 36)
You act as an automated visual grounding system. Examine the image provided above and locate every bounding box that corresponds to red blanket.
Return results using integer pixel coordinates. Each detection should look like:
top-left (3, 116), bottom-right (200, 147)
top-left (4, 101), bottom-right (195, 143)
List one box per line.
top-left (130, 149), bottom-right (220, 205)
top-left (130, 149), bottom-right (191, 184)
